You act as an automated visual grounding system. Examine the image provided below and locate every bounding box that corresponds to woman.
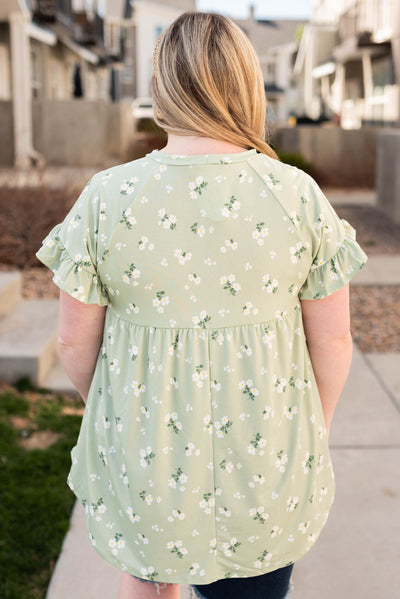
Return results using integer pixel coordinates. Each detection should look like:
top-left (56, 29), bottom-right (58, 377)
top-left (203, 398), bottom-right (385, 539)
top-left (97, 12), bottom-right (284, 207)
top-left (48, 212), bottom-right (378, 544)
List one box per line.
top-left (36, 11), bottom-right (367, 599)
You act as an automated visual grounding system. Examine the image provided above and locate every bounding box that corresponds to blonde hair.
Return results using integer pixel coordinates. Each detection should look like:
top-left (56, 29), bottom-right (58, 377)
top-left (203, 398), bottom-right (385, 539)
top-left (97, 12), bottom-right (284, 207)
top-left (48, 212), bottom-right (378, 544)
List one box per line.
top-left (152, 11), bottom-right (278, 160)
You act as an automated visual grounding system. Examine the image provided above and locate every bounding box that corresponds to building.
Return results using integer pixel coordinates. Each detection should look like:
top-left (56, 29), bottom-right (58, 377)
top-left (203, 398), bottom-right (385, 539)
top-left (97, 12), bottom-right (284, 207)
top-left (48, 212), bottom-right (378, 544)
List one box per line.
top-left (121, 0), bottom-right (195, 101)
top-left (0, 0), bottom-right (194, 168)
top-left (295, 0), bottom-right (400, 127)
top-left (233, 5), bottom-right (306, 127)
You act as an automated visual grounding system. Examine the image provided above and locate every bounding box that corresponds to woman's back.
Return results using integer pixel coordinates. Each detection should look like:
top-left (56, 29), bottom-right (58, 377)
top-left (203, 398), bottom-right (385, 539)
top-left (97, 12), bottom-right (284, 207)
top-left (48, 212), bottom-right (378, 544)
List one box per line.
top-left (37, 148), bottom-right (366, 583)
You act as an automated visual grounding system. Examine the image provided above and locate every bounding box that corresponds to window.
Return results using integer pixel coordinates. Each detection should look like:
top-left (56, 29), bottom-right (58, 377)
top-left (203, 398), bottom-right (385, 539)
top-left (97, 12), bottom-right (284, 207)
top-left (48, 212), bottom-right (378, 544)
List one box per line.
top-left (108, 23), bottom-right (121, 55)
top-left (154, 25), bottom-right (163, 43)
top-left (122, 57), bottom-right (134, 84)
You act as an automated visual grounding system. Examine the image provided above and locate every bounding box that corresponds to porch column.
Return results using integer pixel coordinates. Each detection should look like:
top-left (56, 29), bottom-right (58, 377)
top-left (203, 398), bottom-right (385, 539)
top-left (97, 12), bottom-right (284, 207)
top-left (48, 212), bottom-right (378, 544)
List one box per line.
top-left (362, 50), bottom-right (373, 123)
top-left (9, 11), bottom-right (32, 169)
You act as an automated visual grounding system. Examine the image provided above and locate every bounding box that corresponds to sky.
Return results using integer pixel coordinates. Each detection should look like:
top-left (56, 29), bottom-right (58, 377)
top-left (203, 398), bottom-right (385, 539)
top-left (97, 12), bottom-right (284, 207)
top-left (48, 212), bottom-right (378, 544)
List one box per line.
top-left (196, 0), bottom-right (312, 20)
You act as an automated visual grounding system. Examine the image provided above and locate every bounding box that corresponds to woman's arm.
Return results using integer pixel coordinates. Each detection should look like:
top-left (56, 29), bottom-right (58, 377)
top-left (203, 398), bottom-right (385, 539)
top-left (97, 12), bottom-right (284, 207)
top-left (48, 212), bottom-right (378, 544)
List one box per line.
top-left (57, 290), bottom-right (107, 403)
top-left (300, 284), bottom-right (353, 438)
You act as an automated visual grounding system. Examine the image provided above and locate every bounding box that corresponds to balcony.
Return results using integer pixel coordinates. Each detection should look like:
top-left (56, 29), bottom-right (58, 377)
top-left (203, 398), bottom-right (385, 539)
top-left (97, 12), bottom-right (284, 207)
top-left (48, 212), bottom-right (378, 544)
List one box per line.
top-left (29, 0), bottom-right (56, 21)
top-left (338, 0), bottom-right (394, 44)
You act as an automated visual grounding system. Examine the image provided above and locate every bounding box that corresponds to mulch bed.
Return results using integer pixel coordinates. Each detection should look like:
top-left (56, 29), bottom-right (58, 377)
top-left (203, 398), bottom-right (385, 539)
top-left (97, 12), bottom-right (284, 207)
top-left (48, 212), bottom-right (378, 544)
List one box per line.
top-left (1, 184), bottom-right (399, 353)
top-left (0, 185), bottom-right (79, 269)
top-left (350, 286), bottom-right (400, 353)
top-left (335, 204), bottom-right (400, 255)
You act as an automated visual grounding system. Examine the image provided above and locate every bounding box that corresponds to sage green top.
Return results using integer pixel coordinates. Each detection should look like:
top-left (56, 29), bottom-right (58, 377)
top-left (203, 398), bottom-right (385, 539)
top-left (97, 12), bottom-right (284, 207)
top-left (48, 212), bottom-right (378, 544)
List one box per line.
top-left (36, 148), bottom-right (367, 584)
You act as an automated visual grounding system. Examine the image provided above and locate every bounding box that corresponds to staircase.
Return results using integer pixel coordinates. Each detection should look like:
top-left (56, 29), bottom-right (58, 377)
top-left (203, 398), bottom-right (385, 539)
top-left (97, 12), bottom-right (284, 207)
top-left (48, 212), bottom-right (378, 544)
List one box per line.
top-left (0, 271), bottom-right (76, 394)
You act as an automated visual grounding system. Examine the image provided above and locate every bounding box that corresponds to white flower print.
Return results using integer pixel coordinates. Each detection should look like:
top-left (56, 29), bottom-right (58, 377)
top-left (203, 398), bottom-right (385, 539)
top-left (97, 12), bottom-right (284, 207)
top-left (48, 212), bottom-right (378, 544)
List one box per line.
top-left (165, 412), bottom-right (183, 434)
top-left (108, 533), bottom-right (125, 555)
top-left (126, 507), bottom-right (141, 523)
top-left (190, 222), bottom-right (206, 237)
top-left (167, 540), bottom-right (188, 559)
top-left (249, 506), bottom-right (269, 524)
top-left (289, 242), bottom-right (307, 263)
top-left (174, 248), bottom-right (192, 264)
top-left (139, 446), bottom-right (155, 468)
top-left (122, 263), bottom-right (141, 286)
top-left (158, 209), bottom-right (177, 230)
top-left (284, 406), bottom-right (298, 420)
top-left (131, 381), bottom-right (146, 397)
top-left (220, 273), bottom-right (241, 295)
top-left (221, 195), bottom-right (241, 218)
top-left (272, 375), bottom-right (287, 393)
top-left (192, 364), bottom-right (208, 388)
top-left (220, 238), bottom-right (238, 252)
top-left (301, 452), bottom-right (315, 474)
top-left (188, 176), bottom-right (208, 198)
top-left (222, 538), bottom-right (241, 556)
top-left (262, 406), bottom-right (274, 420)
top-left (152, 290), bottom-right (169, 313)
top-left (239, 379), bottom-right (259, 401)
top-left (248, 433), bottom-right (266, 456)
top-left (287, 496), bottom-right (299, 512)
top-left (252, 222), bottom-right (269, 245)
top-left (168, 467), bottom-right (188, 491)
top-left (192, 310), bottom-right (211, 329)
top-left (199, 492), bottom-right (214, 515)
top-left (261, 274), bottom-right (279, 294)
top-left (120, 177), bottom-right (138, 195)
top-left (263, 172), bottom-right (282, 190)
top-left (138, 236), bottom-right (154, 251)
top-left (237, 344), bottom-right (252, 358)
top-left (275, 450), bottom-right (289, 472)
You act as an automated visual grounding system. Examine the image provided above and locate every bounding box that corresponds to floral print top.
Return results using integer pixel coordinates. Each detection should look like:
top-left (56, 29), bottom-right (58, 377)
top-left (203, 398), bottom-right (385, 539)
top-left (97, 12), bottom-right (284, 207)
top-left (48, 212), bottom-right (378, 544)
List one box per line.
top-left (36, 148), bottom-right (367, 584)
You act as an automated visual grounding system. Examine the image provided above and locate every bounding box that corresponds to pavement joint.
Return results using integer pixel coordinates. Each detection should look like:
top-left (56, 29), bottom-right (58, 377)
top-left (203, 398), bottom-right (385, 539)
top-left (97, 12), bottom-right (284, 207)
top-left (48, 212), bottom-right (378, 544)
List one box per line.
top-left (362, 353), bottom-right (400, 413)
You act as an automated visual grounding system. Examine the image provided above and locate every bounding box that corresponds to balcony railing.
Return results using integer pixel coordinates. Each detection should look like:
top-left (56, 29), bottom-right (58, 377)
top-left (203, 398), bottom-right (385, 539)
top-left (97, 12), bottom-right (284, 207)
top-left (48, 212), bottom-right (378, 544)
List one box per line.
top-left (338, 0), bottom-right (394, 42)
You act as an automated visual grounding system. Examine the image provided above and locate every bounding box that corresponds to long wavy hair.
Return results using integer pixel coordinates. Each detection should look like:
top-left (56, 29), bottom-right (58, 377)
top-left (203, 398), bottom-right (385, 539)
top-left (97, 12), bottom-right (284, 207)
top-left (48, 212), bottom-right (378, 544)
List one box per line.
top-left (151, 11), bottom-right (278, 159)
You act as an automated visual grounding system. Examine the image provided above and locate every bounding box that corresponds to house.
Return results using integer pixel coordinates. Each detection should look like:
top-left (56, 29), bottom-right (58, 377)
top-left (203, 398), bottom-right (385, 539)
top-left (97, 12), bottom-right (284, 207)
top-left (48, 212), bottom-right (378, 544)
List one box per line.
top-left (233, 5), bottom-right (306, 127)
top-left (124, 0), bottom-right (196, 101)
top-left (295, 0), bottom-right (400, 128)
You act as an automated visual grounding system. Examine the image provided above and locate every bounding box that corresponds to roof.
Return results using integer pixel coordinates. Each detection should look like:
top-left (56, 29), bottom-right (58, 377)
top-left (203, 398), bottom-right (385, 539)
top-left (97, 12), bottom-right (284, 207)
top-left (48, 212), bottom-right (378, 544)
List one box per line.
top-left (233, 16), bottom-right (307, 53)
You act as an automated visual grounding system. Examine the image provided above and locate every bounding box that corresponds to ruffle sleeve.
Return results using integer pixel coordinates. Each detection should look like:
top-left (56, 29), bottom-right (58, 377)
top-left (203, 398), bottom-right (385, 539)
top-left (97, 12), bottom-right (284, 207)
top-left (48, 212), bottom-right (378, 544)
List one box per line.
top-left (299, 219), bottom-right (367, 300)
top-left (36, 179), bottom-right (109, 306)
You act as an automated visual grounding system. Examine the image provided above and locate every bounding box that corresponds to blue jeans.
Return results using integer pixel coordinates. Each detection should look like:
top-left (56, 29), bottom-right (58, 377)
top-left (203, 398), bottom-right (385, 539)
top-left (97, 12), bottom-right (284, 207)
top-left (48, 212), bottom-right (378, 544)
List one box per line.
top-left (130, 564), bottom-right (294, 598)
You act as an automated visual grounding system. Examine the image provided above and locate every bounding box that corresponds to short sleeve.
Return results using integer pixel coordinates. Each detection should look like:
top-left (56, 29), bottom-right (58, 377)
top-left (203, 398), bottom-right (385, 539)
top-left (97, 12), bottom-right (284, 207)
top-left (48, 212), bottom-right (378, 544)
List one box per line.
top-left (298, 174), bottom-right (368, 300)
top-left (35, 176), bottom-right (109, 305)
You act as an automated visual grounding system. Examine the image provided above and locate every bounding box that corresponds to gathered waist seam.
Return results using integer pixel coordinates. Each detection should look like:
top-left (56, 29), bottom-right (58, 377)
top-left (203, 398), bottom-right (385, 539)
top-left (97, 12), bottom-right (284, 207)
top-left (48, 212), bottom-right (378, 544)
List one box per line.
top-left (106, 303), bottom-right (300, 331)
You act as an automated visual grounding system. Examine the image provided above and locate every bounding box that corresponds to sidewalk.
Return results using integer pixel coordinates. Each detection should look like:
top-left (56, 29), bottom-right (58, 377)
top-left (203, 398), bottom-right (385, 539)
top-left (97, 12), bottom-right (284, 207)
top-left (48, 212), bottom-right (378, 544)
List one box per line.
top-left (45, 188), bottom-right (400, 598)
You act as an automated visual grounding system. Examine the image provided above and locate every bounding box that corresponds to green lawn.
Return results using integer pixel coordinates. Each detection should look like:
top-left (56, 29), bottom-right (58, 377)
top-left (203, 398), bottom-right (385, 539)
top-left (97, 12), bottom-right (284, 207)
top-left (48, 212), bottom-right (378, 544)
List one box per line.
top-left (0, 380), bottom-right (83, 599)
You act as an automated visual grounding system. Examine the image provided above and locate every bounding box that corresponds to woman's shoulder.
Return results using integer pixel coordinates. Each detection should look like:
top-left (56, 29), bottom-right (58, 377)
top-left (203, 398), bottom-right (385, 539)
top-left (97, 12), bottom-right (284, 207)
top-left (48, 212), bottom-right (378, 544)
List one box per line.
top-left (89, 155), bottom-right (158, 188)
top-left (249, 152), bottom-right (311, 186)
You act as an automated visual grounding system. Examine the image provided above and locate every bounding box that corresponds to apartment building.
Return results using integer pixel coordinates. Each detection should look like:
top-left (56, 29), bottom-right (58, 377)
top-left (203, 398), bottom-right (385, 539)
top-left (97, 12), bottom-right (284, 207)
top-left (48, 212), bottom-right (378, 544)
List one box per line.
top-left (234, 5), bottom-right (306, 126)
top-left (295, 0), bottom-right (400, 127)
top-left (0, 0), bottom-right (194, 167)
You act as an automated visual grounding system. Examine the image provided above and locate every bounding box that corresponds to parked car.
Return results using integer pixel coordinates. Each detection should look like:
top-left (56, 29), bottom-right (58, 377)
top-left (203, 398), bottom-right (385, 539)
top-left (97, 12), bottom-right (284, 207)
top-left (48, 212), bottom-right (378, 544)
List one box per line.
top-left (131, 97), bottom-right (154, 119)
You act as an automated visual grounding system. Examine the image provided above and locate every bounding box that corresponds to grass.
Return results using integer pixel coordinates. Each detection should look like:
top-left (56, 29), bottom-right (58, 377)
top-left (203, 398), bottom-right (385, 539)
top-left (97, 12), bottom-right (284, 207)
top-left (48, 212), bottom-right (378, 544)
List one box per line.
top-left (0, 381), bottom-right (83, 599)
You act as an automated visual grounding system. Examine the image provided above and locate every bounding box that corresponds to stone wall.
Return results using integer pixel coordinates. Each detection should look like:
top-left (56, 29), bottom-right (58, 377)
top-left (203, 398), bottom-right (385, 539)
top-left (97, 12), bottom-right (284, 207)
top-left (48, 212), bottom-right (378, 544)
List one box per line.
top-left (32, 100), bottom-right (135, 166)
top-left (273, 126), bottom-right (382, 187)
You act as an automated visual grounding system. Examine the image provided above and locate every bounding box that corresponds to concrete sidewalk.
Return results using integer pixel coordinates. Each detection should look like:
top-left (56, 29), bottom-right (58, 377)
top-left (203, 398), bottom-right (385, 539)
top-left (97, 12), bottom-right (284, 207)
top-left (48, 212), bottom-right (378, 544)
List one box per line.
top-left (46, 344), bottom-right (400, 599)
